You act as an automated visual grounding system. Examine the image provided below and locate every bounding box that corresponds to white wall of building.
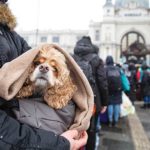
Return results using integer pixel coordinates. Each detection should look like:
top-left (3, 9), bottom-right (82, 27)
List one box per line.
top-left (19, 30), bottom-right (88, 54)
top-left (18, 0), bottom-right (150, 64)
top-left (89, 1), bottom-right (150, 63)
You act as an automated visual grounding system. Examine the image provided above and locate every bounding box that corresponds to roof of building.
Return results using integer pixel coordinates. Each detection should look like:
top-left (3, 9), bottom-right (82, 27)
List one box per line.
top-left (103, 0), bottom-right (113, 7)
top-left (115, 0), bottom-right (149, 9)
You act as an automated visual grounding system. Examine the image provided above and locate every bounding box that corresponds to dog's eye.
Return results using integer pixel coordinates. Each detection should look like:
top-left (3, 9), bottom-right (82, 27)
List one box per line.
top-left (53, 67), bottom-right (58, 72)
top-left (39, 57), bottom-right (46, 63)
top-left (33, 57), bottom-right (46, 66)
top-left (34, 61), bottom-right (40, 66)
top-left (52, 66), bottom-right (58, 77)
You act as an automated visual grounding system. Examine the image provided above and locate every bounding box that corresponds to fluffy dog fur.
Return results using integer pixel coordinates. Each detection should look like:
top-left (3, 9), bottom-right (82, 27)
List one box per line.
top-left (16, 45), bottom-right (77, 109)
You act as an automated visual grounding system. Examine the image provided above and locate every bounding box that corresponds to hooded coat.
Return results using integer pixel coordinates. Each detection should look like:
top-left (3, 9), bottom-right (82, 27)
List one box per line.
top-left (73, 36), bottom-right (108, 111)
top-left (105, 56), bottom-right (122, 104)
top-left (141, 66), bottom-right (150, 97)
top-left (0, 3), bottom-right (70, 150)
top-left (0, 3), bottom-right (31, 68)
top-left (73, 36), bottom-right (108, 150)
top-left (127, 63), bottom-right (137, 103)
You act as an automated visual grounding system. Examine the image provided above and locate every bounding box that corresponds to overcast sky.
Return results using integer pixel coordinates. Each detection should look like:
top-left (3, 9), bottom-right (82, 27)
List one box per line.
top-left (8, 0), bottom-right (112, 31)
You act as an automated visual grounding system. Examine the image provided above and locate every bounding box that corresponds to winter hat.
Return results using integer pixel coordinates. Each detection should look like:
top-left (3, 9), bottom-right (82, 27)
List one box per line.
top-left (77, 36), bottom-right (92, 46)
top-left (74, 36), bottom-right (95, 56)
top-left (106, 55), bottom-right (114, 65)
top-left (0, 0), bottom-right (8, 3)
top-left (128, 63), bottom-right (136, 71)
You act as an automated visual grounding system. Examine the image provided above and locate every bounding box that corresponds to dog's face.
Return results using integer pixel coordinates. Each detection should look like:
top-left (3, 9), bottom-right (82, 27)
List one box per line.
top-left (30, 47), bottom-right (69, 88)
top-left (16, 45), bottom-right (77, 109)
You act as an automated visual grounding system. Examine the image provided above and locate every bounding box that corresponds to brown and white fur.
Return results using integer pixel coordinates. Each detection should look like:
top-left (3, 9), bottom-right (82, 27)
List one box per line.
top-left (16, 45), bottom-right (77, 109)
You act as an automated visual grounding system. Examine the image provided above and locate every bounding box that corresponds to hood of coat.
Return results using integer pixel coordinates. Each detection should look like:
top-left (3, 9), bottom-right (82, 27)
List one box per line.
top-left (0, 43), bottom-right (94, 132)
top-left (74, 36), bottom-right (97, 56)
top-left (106, 55), bottom-right (114, 66)
top-left (0, 3), bottom-right (16, 30)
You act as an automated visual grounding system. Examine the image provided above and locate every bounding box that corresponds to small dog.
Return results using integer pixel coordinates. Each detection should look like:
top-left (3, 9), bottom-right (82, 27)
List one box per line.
top-left (16, 45), bottom-right (77, 109)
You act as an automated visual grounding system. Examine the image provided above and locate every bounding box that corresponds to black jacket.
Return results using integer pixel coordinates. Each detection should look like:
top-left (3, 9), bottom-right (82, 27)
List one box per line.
top-left (0, 24), bottom-right (30, 67)
top-left (105, 56), bottom-right (122, 104)
top-left (141, 70), bottom-right (150, 97)
top-left (0, 109), bottom-right (69, 150)
top-left (0, 10), bottom-right (70, 149)
top-left (73, 36), bottom-right (108, 111)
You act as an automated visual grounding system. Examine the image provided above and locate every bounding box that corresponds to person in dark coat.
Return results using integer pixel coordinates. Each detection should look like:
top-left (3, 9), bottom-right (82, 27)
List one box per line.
top-left (105, 56), bottom-right (122, 127)
top-left (0, 1), bottom-right (87, 149)
top-left (141, 64), bottom-right (150, 109)
top-left (126, 63), bottom-right (137, 105)
top-left (73, 36), bottom-right (108, 150)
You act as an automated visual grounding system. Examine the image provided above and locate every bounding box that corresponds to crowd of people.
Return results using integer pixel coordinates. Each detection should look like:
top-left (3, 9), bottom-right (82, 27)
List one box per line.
top-left (0, 0), bottom-right (150, 150)
top-left (72, 36), bottom-right (150, 149)
top-left (124, 62), bottom-right (150, 109)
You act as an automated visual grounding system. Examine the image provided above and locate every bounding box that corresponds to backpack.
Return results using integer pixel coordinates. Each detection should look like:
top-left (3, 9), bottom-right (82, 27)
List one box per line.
top-left (142, 70), bottom-right (150, 86)
top-left (106, 66), bottom-right (122, 93)
top-left (120, 70), bottom-right (130, 92)
top-left (73, 54), bottom-right (96, 86)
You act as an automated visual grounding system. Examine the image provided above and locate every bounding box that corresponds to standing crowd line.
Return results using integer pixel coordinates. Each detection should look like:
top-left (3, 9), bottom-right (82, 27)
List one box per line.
top-left (72, 36), bottom-right (150, 150)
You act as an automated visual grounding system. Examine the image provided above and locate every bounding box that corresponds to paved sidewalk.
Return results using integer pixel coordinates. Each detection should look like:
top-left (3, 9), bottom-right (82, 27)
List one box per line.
top-left (128, 112), bottom-right (150, 150)
top-left (99, 117), bottom-right (135, 150)
top-left (98, 102), bottom-right (150, 150)
top-left (135, 101), bottom-right (150, 141)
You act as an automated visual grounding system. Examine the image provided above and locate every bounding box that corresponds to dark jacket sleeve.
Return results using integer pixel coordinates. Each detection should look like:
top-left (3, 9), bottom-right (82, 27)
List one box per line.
top-left (96, 59), bottom-right (108, 106)
top-left (17, 34), bottom-right (31, 54)
top-left (0, 109), bottom-right (70, 150)
top-left (12, 31), bottom-right (31, 54)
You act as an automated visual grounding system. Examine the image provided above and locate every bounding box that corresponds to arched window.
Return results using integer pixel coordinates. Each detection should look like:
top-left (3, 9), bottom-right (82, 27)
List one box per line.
top-left (121, 31), bottom-right (145, 53)
top-left (120, 31), bottom-right (148, 63)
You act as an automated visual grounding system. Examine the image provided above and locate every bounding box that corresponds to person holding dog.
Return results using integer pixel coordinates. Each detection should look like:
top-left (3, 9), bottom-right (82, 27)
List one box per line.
top-left (0, 0), bottom-right (88, 149)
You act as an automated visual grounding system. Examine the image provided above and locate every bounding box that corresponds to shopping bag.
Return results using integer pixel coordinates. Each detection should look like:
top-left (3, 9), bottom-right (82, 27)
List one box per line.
top-left (120, 92), bottom-right (135, 117)
top-left (100, 110), bottom-right (108, 123)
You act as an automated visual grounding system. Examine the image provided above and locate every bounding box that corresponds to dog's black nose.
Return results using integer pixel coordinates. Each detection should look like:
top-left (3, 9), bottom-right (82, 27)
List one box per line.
top-left (39, 65), bottom-right (49, 73)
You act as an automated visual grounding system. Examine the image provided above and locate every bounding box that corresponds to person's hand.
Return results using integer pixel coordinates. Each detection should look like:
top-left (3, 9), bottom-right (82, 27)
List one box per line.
top-left (61, 130), bottom-right (88, 150)
top-left (100, 106), bottom-right (107, 114)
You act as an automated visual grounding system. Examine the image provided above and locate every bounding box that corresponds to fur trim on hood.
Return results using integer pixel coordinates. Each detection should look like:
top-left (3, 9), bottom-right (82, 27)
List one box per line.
top-left (0, 3), bottom-right (16, 30)
top-left (0, 44), bottom-right (94, 131)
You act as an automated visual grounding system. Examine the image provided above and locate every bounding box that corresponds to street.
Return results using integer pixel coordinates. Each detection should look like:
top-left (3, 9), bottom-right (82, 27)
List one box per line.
top-left (99, 102), bottom-right (150, 150)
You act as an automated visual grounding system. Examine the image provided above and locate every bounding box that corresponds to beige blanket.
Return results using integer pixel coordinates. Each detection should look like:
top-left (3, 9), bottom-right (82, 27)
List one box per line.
top-left (0, 44), bottom-right (94, 131)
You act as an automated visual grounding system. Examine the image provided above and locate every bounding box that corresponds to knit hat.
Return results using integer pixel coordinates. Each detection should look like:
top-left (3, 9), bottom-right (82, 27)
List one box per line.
top-left (74, 36), bottom-right (95, 56)
top-left (0, 0), bottom-right (8, 3)
top-left (77, 36), bottom-right (92, 46)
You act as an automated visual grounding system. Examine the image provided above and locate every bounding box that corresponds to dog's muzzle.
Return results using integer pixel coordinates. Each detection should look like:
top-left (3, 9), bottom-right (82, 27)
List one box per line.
top-left (39, 64), bottom-right (49, 73)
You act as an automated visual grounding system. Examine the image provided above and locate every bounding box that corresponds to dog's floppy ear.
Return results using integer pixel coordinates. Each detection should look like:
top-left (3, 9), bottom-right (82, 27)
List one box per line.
top-left (43, 75), bottom-right (77, 109)
top-left (16, 65), bottom-right (35, 99)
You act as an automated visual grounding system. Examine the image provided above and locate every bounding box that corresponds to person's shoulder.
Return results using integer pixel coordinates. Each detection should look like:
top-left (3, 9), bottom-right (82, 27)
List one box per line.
top-left (90, 53), bottom-right (102, 61)
top-left (72, 54), bottom-right (80, 61)
top-left (11, 30), bottom-right (20, 37)
top-left (90, 54), bottom-right (102, 64)
top-left (115, 65), bottom-right (121, 70)
top-left (107, 65), bottom-right (120, 72)
top-left (7, 30), bottom-right (21, 41)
